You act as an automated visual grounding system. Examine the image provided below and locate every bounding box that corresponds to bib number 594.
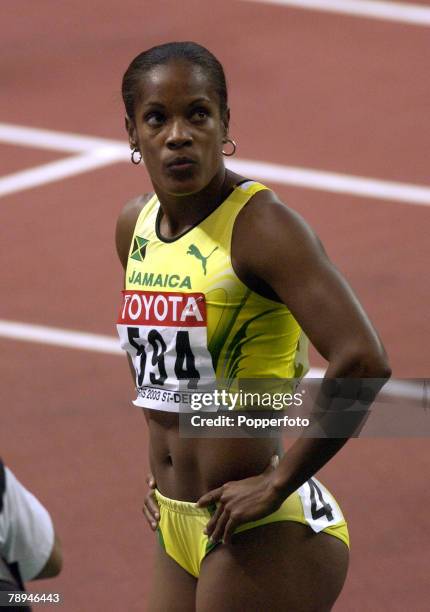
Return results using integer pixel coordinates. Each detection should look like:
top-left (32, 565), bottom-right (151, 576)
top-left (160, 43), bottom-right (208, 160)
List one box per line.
top-left (127, 327), bottom-right (200, 389)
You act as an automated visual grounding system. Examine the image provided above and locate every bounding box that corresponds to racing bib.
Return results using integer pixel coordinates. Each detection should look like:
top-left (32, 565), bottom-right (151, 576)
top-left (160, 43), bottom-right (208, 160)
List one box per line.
top-left (117, 290), bottom-right (216, 411)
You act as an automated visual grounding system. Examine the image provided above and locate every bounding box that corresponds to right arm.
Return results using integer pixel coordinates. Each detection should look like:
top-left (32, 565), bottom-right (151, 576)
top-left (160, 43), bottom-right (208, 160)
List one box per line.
top-left (115, 194), bottom-right (160, 530)
top-left (116, 194), bottom-right (153, 385)
top-left (115, 194), bottom-right (152, 271)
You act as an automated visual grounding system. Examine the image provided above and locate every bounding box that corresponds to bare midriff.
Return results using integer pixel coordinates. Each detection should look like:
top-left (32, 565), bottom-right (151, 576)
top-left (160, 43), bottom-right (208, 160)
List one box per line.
top-left (144, 409), bottom-right (284, 501)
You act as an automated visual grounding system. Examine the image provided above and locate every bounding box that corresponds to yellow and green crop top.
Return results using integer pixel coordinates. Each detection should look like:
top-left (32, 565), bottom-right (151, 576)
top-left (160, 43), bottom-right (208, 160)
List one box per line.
top-left (117, 180), bottom-right (309, 412)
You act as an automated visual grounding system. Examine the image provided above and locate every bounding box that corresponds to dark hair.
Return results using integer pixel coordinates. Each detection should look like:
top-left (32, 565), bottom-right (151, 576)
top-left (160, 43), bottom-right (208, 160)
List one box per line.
top-left (122, 41), bottom-right (228, 122)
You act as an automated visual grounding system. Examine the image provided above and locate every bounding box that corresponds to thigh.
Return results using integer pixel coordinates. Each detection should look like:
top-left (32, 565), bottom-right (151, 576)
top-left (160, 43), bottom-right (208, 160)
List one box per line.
top-left (147, 545), bottom-right (197, 612)
top-left (196, 521), bottom-right (349, 612)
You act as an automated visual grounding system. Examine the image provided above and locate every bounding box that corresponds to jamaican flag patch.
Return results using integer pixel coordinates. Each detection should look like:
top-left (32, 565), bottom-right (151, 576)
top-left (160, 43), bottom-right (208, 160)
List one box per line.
top-left (130, 236), bottom-right (149, 262)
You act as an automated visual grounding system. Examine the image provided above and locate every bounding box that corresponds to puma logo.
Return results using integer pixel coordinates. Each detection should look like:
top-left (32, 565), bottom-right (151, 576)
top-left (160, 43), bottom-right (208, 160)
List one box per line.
top-left (187, 244), bottom-right (218, 275)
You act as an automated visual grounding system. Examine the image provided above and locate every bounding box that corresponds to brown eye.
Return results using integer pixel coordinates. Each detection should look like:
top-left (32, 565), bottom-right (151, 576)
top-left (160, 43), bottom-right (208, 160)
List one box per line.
top-left (145, 112), bottom-right (165, 127)
top-left (191, 108), bottom-right (209, 122)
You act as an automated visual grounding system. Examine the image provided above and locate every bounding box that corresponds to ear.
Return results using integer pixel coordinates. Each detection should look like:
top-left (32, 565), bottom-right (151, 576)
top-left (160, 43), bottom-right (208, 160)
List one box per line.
top-left (221, 107), bottom-right (230, 139)
top-left (125, 115), bottom-right (138, 149)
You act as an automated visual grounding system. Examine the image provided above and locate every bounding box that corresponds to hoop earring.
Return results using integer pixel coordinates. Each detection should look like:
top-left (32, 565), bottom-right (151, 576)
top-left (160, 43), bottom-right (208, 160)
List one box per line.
top-left (131, 148), bottom-right (142, 165)
top-left (222, 138), bottom-right (236, 157)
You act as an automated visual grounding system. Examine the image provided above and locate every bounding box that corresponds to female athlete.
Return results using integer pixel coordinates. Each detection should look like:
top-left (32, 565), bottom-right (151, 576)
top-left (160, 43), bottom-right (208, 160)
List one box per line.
top-left (116, 42), bottom-right (391, 611)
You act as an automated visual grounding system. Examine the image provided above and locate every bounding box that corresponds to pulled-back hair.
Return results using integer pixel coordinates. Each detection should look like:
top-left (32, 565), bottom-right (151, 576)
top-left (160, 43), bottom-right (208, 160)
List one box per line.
top-left (122, 41), bottom-right (228, 121)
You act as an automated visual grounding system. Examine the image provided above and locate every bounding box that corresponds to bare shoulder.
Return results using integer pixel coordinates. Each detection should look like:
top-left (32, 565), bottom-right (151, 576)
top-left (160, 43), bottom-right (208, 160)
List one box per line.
top-left (115, 193), bottom-right (154, 270)
top-left (233, 186), bottom-right (389, 370)
top-left (233, 187), bottom-right (326, 276)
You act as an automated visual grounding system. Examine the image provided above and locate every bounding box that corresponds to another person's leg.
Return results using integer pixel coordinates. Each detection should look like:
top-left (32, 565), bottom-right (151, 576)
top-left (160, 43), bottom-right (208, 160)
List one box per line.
top-left (196, 521), bottom-right (349, 612)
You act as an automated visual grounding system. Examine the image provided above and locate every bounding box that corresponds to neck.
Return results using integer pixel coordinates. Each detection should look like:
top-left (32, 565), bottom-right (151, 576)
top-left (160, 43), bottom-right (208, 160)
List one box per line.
top-left (154, 166), bottom-right (237, 239)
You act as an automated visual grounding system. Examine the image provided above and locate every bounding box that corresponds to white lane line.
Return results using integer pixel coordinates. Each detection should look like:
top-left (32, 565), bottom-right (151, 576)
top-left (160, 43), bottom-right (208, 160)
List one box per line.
top-left (0, 320), bottom-right (422, 401)
top-left (0, 123), bottom-right (125, 153)
top-left (0, 148), bottom-right (125, 198)
top-left (0, 320), bottom-right (122, 355)
top-left (308, 368), bottom-right (324, 377)
top-left (227, 159), bottom-right (430, 206)
top-left (243, 0), bottom-right (430, 26)
top-left (1, 123), bottom-right (430, 206)
top-left (306, 370), bottom-right (424, 401)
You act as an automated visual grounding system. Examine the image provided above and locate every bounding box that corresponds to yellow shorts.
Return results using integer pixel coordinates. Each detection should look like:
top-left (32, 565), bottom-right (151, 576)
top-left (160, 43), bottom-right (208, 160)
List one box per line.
top-left (154, 478), bottom-right (349, 578)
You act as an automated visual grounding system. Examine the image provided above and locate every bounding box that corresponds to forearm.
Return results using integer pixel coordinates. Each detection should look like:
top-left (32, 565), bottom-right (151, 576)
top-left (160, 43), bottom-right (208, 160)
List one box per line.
top-left (272, 354), bottom-right (391, 499)
top-left (272, 437), bottom-right (348, 499)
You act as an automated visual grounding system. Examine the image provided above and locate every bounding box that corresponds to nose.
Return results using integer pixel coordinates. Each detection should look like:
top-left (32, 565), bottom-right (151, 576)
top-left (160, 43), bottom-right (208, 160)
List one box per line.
top-left (166, 118), bottom-right (193, 150)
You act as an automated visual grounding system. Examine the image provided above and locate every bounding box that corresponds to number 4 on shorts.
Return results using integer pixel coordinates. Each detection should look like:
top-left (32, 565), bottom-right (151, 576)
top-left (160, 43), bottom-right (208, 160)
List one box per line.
top-left (308, 479), bottom-right (334, 521)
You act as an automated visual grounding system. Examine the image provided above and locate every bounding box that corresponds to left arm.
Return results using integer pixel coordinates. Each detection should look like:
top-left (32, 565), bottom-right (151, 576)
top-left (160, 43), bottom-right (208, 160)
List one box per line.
top-left (0, 467), bottom-right (61, 581)
top-left (197, 191), bottom-right (391, 543)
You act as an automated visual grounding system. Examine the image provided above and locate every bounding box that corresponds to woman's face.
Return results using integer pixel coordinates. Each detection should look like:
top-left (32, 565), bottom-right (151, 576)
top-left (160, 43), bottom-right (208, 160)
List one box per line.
top-left (128, 60), bottom-right (228, 196)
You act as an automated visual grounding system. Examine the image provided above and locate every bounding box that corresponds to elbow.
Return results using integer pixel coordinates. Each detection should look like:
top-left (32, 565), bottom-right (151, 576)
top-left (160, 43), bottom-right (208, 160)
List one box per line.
top-left (355, 350), bottom-right (392, 379)
top-left (331, 347), bottom-right (391, 379)
top-left (42, 559), bottom-right (62, 579)
top-left (49, 552), bottom-right (63, 579)
top-left (364, 342), bottom-right (391, 378)
top-left (34, 532), bottom-right (63, 579)
top-left (376, 362), bottom-right (392, 380)
top-left (47, 533), bottom-right (63, 578)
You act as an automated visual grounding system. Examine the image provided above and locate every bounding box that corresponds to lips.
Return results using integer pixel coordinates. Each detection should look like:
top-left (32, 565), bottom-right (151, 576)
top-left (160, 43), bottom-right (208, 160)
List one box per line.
top-left (166, 156), bottom-right (197, 169)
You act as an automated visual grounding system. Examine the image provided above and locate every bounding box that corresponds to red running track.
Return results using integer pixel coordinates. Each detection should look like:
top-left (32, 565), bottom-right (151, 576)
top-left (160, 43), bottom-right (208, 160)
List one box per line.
top-left (1, 1), bottom-right (429, 610)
